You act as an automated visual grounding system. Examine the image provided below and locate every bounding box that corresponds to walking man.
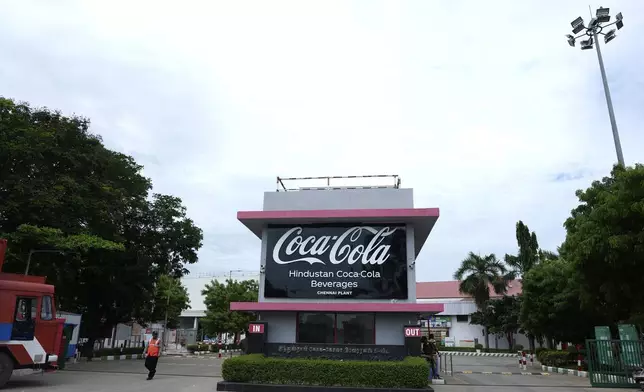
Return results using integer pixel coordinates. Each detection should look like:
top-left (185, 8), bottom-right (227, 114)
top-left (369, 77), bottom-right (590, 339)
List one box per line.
top-left (145, 331), bottom-right (161, 380)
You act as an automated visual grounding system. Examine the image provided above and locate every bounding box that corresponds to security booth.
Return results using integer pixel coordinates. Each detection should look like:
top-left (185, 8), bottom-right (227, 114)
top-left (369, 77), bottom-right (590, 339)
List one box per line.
top-left (232, 175), bottom-right (443, 361)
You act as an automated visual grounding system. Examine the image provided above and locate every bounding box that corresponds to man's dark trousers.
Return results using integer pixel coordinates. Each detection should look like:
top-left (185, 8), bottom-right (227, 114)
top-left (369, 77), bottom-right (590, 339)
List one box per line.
top-left (145, 355), bottom-right (159, 379)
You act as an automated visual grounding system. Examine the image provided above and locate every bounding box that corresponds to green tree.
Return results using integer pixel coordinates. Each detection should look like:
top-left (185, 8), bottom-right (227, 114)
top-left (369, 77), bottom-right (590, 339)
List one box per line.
top-left (149, 275), bottom-right (191, 329)
top-left (561, 164), bottom-right (644, 326)
top-left (0, 97), bottom-right (203, 344)
top-left (201, 279), bottom-right (258, 339)
top-left (470, 296), bottom-right (521, 350)
top-left (504, 221), bottom-right (540, 277)
top-left (453, 252), bottom-right (514, 349)
top-left (520, 259), bottom-right (597, 346)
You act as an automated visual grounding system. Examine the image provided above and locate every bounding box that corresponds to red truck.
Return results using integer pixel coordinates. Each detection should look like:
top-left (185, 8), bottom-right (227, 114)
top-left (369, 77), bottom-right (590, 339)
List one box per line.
top-left (0, 239), bottom-right (64, 388)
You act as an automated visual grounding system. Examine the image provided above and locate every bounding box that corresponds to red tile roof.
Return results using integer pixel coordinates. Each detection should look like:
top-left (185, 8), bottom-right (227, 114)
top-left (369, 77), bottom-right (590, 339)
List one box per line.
top-left (416, 280), bottom-right (523, 299)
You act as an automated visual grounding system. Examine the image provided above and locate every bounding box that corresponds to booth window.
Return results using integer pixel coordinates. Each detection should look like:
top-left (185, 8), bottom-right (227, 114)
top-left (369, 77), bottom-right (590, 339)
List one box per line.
top-left (456, 315), bottom-right (469, 323)
top-left (41, 295), bottom-right (54, 320)
top-left (297, 313), bottom-right (375, 344)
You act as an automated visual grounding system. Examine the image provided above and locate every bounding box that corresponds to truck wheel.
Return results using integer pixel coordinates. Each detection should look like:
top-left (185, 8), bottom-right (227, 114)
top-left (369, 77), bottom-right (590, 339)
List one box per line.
top-left (0, 352), bottom-right (14, 388)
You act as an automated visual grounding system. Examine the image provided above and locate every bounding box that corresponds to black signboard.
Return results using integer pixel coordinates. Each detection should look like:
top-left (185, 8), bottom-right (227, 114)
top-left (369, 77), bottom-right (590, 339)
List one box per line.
top-left (265, 343), bottom-right (407, 361)
top-left (263, 224), bottom-right (408, 299)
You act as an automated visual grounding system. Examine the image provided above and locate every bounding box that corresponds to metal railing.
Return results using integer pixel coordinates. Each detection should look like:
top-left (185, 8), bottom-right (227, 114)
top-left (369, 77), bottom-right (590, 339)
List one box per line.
top-left (276, 175), bottom-right (401, 191)
top-left (439, 352), bottom-right (454, 376)
top-left (586, 339), bottom-right (644, 388)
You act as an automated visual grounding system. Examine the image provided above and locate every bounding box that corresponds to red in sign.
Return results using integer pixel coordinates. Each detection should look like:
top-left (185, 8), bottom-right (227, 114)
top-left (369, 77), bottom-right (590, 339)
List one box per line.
top-left (249, 324), bottom-right (264, 334)
top-left (404, 327), bottom-right (421, 337)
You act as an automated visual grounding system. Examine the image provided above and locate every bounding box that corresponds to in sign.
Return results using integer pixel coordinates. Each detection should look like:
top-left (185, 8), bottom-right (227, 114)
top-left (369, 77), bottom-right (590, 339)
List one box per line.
top-left (249, 324), bottom-right (264, 334)
top-left (404, 327), bottom-right (421, 337)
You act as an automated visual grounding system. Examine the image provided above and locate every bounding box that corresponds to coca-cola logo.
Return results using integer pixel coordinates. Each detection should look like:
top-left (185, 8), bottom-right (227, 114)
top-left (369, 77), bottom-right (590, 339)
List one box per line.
top-left (271, 226), bottom-right (400, 266)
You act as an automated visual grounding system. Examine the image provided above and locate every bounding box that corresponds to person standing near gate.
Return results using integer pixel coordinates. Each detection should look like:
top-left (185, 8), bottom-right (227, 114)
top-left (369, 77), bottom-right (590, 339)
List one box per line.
top-left (144, 331), bottom-right (161, 380)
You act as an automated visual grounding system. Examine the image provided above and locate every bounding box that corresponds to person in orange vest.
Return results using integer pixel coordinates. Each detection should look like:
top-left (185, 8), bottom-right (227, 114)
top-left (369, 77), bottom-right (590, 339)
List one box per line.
top-left (145, 331), bottom-right (161, 380)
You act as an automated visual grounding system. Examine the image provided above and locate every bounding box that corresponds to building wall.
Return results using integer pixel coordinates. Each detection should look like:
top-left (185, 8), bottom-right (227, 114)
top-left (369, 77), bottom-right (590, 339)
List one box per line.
top-left (416, 298), bottom-right (543, 350)
top-left (263, 188), bottom-right (413, 211)
top-left (375, 313), bottom-right (418, 345)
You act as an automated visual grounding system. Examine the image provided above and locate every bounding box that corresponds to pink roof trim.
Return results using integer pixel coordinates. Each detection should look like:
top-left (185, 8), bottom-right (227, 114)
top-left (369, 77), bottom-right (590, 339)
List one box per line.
top-left (415, 280), bottom-right (523, 299)
top-left (230, 302), bottom-right (444, 313)
top-left (237, 208), bottom-right (440, 220)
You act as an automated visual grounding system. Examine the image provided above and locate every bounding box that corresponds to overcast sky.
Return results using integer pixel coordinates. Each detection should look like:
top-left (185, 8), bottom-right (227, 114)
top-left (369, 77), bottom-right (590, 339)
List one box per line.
top-left (2, 0), bottom-right (643, 282)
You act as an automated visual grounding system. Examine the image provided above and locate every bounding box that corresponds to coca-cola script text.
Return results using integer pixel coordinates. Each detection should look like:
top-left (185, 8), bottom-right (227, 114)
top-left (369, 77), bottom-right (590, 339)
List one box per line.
top-left (272, 226), bottom-right (400, 266)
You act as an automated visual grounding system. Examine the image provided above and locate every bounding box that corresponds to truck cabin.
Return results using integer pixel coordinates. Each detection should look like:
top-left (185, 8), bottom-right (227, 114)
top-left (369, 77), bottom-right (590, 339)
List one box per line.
top-left (0, 274), bottom-right (57, 342)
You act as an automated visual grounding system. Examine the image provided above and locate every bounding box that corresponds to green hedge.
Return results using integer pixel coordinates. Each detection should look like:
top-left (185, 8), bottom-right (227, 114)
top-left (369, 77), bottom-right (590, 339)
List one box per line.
top-left (222, 354), bottom-right (428, 388)
top-left (537, 350), bottom-right (586, 369)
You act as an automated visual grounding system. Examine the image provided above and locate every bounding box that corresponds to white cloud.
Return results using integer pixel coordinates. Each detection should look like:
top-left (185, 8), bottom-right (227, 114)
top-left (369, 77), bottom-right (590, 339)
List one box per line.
top-left (1, 0), bottom-right (643, 280)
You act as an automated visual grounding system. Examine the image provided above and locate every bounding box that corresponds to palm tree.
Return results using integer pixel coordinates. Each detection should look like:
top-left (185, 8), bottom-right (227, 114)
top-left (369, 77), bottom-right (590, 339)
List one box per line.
top-left (453, 252), bottom-right (514, 349)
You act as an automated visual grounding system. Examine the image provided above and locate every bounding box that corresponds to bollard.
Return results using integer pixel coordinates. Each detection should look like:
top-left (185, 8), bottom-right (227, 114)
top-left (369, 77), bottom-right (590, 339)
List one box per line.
top-left (577, 353), bottom-right (582, 371)
top-left (450, 353), bottom-right (453, 376)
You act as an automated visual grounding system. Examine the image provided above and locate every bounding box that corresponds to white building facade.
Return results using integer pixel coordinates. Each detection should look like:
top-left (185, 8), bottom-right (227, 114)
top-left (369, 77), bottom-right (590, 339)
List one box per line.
top-left (416, 280), bottom-right (538, 350)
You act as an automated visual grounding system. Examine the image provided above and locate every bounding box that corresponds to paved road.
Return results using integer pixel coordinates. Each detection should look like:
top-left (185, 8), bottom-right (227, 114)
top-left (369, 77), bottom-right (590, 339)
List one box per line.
top-left (6, 354), bottom-right (632, 392)
top-left (433, 355), bottom-right (626, 392)
top-left (5, 356), bottom-right (223, 392)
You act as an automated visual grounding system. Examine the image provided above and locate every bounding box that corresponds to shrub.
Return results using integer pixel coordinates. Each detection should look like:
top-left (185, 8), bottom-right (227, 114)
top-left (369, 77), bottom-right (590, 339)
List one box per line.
top-left (186, 344), bottom-right (199, 353)
top-left (222, 354), bottom-right (428, 388)
top-left (513, 344), bottom-right (524, 352)
top-left (535, 347), bottom-right (548, 360)
top-left (210, 345), bottom-right (219, 353)
top-left (539, 350), bottom-right (575, 367)
top-left (474, 343), bottom-right (483, 350)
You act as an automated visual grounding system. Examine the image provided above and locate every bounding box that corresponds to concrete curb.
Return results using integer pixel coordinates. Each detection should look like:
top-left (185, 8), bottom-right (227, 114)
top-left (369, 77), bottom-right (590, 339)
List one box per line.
top-left (430, 378), bottom-right (446, 384)
top-left (188, 349), bottom-right (242, 356)
top-left (447, 370), bottom-right (549, 376)
top-left (541, 365), bottom-right (588, 378)
top-left (443, 351), bottom-right (516, 357)
top-left (98, 354), bottom-right (144, 361)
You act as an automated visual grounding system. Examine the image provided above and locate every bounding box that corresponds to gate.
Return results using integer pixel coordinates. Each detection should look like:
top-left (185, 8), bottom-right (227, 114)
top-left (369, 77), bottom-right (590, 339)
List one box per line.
top-left (586, 339), bottom-right (643, 388)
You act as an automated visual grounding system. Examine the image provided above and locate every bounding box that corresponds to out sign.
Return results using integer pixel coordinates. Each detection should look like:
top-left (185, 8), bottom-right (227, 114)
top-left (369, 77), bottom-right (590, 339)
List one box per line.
top-left (249, 324), bottom-right (264, 334)
top-left (404, 327), bottom-right (421, 338)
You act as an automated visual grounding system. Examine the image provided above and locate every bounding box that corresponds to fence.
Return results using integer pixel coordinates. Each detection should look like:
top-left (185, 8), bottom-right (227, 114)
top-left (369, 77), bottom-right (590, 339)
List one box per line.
top-left (586, 339), bottom-right (644, 388)
top-left (439, 353), bottom-right (454, 376)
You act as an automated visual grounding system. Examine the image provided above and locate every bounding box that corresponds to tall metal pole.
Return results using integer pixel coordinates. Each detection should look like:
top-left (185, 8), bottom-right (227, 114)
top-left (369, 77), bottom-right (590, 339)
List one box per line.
top-left (163, 293), bottom-right (170, 353)
top-left (592, 30), bottom-right (625, 166)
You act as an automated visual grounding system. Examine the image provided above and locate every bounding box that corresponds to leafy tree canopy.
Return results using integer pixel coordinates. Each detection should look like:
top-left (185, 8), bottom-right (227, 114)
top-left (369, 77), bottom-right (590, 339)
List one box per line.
top-left (520, 258), bottom-right (597, 344)
top-left (561, 164), bottom-right (644, 324)
top-left (149, 275), bottom-right (191, 329)
top-left (453, 252), bottom-right (513, 308)
top-left (201, 279), bottom-right (258, 336)
top-left (0, 97), bottom-right (203, 339)
top-left (470, 295), bottom-right (521, 348)
top-left (504, 221), bottom-right (540, 276)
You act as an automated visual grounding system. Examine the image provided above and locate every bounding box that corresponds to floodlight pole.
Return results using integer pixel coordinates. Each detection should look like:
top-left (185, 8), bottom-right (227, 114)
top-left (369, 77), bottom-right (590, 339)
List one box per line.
top-left (592, 29), bottom-right (625, 167)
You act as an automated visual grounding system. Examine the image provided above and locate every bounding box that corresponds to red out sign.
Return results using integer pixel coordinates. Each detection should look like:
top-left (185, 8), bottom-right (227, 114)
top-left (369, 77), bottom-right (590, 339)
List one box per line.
top-left (249, 324), bottom-right (264, 334)
top-left (404, 327), bottom-right (421, 337)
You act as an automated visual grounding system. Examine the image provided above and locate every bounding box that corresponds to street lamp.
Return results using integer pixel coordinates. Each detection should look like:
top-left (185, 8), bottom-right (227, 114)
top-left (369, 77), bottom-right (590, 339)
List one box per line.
top-left (565, 7), bottom-right (626, 167)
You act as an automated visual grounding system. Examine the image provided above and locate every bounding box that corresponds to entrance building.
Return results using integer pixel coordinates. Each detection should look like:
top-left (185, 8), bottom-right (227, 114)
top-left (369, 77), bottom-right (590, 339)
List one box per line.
top-left (232, 175), bottom-right (444, 360)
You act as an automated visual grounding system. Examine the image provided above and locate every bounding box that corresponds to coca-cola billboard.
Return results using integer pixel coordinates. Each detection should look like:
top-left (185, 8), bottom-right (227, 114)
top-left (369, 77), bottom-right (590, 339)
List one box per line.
top-left (263, 224), bottom-right (408, 299)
